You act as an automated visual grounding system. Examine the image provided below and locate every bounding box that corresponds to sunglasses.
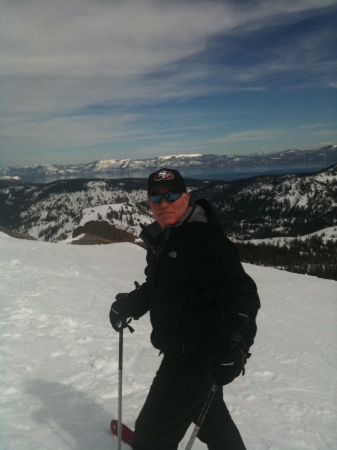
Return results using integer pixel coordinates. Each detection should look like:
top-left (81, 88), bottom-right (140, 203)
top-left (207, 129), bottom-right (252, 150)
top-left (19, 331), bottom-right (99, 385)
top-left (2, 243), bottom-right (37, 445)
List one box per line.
top-left (149, 191), bottom-right (183, 204)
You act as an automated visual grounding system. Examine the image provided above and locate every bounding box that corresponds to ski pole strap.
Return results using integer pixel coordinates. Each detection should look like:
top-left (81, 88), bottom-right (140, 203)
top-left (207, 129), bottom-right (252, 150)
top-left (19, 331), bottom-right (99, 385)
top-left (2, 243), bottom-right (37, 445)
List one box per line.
top-left (184, 383), bottom-right (218, 450)
top-left (116, 317), bottom-right (135, 333)
top-left (125, 318), bottom-right (135, 333)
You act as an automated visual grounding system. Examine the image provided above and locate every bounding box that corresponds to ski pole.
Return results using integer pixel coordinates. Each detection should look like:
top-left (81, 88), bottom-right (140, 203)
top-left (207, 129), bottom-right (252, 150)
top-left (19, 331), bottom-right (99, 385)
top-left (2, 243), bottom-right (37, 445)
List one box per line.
top-left (184, 383), bottom-right (218, 450)
top-left (115, 284), bottom-right (138, 449)
top-left (116, 314), bottom-right (134, 449)
top-left (117, 326), bottom-right (123, 450)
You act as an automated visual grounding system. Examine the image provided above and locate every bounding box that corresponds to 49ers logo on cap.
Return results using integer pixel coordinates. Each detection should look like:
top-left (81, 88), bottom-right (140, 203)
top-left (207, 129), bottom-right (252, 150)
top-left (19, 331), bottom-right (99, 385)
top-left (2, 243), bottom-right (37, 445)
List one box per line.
top-left (154, 170), bottom-right (174, 181)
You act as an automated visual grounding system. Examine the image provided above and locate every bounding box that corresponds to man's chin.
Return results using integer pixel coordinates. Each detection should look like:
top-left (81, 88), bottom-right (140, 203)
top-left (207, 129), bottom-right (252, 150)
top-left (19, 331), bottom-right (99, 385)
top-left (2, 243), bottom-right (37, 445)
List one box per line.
top-left (158, 216), bottom-right (176, 228)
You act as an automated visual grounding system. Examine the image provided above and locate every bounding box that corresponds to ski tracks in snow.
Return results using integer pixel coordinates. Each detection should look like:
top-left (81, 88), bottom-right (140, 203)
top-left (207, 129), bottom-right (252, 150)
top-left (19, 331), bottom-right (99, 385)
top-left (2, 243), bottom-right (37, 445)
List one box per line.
top-left (1, 234), bottom-right (337, 449)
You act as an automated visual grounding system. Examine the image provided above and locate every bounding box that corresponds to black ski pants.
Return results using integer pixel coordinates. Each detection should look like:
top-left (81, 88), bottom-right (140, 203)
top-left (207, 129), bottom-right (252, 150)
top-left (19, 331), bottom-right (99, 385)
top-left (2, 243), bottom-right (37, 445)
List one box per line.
top-left (131, 353), bottom-right (247, 450)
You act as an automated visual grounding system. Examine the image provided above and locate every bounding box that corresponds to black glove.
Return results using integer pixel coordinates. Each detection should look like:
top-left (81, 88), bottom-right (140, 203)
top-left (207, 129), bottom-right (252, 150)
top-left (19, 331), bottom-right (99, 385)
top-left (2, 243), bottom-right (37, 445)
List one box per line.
top-left (209, 346), bottom-right (250, 386)
top-left (109, 293), bottom-right (132, 332)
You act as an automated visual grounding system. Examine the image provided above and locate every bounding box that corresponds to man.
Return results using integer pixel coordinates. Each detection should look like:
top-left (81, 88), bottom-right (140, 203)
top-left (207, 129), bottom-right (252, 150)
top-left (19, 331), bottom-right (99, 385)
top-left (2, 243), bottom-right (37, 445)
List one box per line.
top-left (109, 168), bottom-right (260, 450)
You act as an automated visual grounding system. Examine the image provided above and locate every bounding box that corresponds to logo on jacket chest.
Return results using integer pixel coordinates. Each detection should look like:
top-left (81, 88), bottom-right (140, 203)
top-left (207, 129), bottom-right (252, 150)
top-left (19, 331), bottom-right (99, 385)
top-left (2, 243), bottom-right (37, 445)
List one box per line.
top-left (168, 251), bottom-right (177, 258)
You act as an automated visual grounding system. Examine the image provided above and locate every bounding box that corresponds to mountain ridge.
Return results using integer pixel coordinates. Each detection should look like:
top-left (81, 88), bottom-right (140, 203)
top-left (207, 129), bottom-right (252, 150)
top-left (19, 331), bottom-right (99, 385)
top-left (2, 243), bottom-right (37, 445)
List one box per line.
top-left (194, 164), bottom-right (337, 239)
top-left (1, 145), bottom-right (336, 179)
top-left (0, 165), bottom-right (336, 244)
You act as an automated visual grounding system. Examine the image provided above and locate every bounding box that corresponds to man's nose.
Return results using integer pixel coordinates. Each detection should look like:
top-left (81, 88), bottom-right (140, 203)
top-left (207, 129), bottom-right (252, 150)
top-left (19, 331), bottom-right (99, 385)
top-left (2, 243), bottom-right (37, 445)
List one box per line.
top-left (159, 198), bottom-right (170, 207)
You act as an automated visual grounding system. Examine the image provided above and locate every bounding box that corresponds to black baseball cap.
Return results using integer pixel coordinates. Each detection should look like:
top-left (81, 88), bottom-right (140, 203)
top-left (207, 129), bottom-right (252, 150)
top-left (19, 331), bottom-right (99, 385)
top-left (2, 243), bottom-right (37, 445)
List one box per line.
top-left (147, 168), bottom-right (187, 195)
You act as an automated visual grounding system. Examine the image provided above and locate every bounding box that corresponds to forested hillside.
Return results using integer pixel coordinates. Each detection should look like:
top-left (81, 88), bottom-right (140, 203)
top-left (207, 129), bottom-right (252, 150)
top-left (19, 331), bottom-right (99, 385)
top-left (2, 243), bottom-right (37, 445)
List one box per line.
top-left (235, 234), bottom-right (337, 281)
top-left (190, 165), bottom-right (337, 239)
top-left (0, 166), bottom-right (336, 279)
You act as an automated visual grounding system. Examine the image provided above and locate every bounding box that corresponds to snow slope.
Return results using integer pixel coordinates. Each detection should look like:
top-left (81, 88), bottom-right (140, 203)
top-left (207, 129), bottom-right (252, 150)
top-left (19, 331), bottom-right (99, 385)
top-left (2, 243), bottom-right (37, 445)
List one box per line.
top-left (246, 226), bottom-right (337, 245)
top-left (1, 233), bottom-right (336, 449)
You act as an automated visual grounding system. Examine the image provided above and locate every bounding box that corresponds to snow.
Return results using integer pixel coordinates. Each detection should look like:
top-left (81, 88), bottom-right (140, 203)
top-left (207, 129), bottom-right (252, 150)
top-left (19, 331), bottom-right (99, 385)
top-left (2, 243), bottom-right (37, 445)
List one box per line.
top-left (17, 183), bottom-right (150, 242)
top-left (247, 226), bottom-right (337, 245)
top-left (0, 176), bottom-right (21, 180)
top-left (158, 154), bottom-right (203, 160)
top-left (1, 232), bottom-right (336, 449)
top-left (302, 226), bottom-right (337, 241)
top-left (71, 203), bottom-right (153, 238)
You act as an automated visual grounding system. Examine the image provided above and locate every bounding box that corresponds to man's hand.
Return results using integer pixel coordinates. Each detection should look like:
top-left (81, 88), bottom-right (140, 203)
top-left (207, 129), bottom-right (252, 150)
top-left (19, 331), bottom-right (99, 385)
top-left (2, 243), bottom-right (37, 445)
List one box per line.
top-left (209, 346), bottom-right (250, 386)
top-left (109, 293), bottom-right (131, 332)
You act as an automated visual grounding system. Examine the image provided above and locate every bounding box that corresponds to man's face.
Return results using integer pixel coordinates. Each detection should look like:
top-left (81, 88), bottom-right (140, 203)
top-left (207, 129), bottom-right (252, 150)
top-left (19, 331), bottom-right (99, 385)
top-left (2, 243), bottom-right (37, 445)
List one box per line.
top-left (148, 186), bottom-right (190, 229)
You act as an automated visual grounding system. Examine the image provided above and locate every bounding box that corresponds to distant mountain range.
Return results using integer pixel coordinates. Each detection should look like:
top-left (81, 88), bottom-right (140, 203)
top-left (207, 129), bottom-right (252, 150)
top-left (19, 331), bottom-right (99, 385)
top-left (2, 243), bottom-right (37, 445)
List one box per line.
top-left (0, 165), bottom-right (336, 243)
top-left (1, 145), bottom-right (336, 179)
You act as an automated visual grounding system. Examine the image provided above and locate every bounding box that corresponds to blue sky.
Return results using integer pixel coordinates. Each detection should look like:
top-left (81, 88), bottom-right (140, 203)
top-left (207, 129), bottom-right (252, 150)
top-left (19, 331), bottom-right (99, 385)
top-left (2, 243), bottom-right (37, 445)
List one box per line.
top-left (1, 0), bottom-right (336, 166)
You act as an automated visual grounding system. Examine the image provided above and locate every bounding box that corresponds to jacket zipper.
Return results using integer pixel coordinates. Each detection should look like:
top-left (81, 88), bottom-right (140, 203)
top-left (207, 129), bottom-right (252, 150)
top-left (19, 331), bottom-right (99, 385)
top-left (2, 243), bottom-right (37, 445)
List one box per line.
top-left (156, 227), bottom-right (171, 260)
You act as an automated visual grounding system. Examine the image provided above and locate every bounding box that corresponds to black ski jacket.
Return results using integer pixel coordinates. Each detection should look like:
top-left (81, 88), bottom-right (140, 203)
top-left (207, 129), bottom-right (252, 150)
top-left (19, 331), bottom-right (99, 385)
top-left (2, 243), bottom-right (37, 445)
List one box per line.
top-left (115, 199), bottom-right (260, 358)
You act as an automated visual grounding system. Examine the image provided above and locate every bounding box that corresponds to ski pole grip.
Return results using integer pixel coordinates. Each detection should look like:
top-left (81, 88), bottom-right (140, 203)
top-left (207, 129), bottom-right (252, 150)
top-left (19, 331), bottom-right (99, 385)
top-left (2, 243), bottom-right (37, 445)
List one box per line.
top-left (116, 318), bottom-right (134, 333)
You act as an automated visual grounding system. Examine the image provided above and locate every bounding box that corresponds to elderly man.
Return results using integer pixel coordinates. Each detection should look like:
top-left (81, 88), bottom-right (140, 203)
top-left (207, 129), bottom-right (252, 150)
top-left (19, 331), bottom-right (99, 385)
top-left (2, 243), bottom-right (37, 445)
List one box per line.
top-left (110, 168), bottom-right (260, 450)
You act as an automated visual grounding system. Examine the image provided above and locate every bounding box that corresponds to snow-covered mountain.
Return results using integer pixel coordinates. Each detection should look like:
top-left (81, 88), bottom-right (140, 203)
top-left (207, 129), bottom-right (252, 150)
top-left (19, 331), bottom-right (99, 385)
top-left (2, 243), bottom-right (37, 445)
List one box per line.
top-left (0, 178), bottom-right (152, 243)
top-left (195, 164), bottom-right (337, 239)
top-left (0, 166), bottom-right (335, 243)
top-left (0, 177), bottom-right (221, 243)
top-left (247, 226), bottom-right (337, 245)
top-left (1, 146), bottom-right (336, 179)
top-left (1, 232), bottom-right (336, 449)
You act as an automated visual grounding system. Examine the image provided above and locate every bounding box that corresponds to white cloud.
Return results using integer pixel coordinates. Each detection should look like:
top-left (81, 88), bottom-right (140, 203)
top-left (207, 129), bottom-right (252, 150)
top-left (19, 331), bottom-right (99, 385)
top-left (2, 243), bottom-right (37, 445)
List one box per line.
top-left (208, 124), bottom-right (337, 146)
top-left (3, 0), bottom-right (335, 77)
top-left (1, 0), bottom-right (336, 164)
top-left (2, 0), bottom-right (228, 76)
top-left (209, 128), bottom-right (287, 144)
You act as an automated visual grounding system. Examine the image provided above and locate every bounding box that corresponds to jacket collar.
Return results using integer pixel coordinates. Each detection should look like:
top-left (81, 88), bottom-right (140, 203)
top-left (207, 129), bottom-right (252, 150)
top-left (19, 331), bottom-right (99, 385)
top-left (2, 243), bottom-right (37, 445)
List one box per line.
top-left (139, 200), bottom-right (211, 248)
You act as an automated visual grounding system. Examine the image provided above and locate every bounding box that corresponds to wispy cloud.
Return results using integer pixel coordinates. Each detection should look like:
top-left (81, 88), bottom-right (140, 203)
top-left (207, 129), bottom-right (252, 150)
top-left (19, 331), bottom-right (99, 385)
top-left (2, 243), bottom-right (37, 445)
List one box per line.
top-left (210, 128), bottom-right (287, 143)
top-left (207, 124), bottom-right (337, 146)
top-left (2, 0), bottom-right (227, 76)
top-left (1, 0), bottom-right (336, 165)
